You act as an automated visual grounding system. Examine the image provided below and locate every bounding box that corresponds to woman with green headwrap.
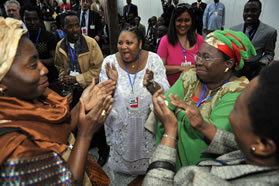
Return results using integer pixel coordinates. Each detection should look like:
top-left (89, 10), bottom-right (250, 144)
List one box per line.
top-left (155, 29), bottom-right (256, 169)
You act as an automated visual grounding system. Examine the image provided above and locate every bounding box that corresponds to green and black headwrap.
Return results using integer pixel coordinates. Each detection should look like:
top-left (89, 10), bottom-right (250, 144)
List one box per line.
top-left (205, 29), bottom-right (256, 71)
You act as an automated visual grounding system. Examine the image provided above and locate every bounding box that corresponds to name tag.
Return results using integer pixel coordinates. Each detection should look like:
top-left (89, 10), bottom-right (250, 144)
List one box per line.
top-left (90, 25), bottom-right (95, 29)
top-left (129, 94), bottom-right (139, 110)
top-left (181, 61), bottom-right (192, 66)
top-left (214, 11), bottom-right (218, 16)
top-left (81, 27), bottom-right (88, 35)
top-left (70, 70), bottom-right (80, 76)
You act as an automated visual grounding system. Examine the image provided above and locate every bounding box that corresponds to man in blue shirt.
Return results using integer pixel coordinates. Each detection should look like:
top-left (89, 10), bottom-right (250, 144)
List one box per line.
top-left (203, 0), bottom-right (225, 34)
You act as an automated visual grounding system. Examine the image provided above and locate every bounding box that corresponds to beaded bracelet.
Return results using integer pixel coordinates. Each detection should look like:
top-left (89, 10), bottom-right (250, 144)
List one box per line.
top-left (163, 134), bottom-right (177, 142)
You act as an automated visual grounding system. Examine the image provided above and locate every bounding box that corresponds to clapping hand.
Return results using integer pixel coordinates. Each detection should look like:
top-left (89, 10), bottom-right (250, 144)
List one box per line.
top-left (153, 89), bottom-right (178, 135)
top-left (78, 94), bottom-right (113, 137)
top-left (143, 69), bottom-right (154, 87)
top-left (105, 63), bottom-right (118, 83)
top-left (81, 78), bottom-right (115, 112)
top-left (169, 93), bottom-right (205, 131)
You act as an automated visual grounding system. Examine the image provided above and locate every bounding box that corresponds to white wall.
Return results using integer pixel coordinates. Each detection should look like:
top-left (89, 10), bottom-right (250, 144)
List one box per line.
top-left (117, 0), bottom-right (279, 60)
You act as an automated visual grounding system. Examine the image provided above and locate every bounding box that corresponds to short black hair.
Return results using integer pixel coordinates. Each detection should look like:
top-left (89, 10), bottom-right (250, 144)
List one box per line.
top-left (247, 0), bottom-right (262, 10)
top-left (61, 10), bottom-right (79, 27)
top-left (248, 62), bottom-right (279, 160)
top-left (21, 3), bottom-right (42, 21)
top-left (120, 26), bottom-right (145, 48)
top-left (167, 3), bottom-right (197, 47)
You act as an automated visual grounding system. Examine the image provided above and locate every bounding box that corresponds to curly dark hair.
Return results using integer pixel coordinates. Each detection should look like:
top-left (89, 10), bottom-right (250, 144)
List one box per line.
top-left (248, 62), bottom-right (279, 160)
top-left (167, 3), bottom-right (196, 47)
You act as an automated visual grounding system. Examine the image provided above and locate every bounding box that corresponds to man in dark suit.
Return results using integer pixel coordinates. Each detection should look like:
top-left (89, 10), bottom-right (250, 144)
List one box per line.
top-left (231, 0), bottom-right (277, 80)
top-left (123, 0), bottom-right (138, 22)
top-left (191, 0), bottom-right (207, 35)
top-left (78, 0), bottom-right (102, 47)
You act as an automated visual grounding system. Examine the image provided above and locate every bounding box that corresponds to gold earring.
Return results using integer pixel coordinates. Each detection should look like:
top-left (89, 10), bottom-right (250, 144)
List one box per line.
top-left (224, 67), bottom-right (229, 72)
top-left (251, 147), bottom-right (256, 152)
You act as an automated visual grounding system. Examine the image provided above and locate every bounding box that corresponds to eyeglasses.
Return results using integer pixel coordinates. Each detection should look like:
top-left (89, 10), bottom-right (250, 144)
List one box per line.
top-left (194, 54), bottom-right (221, 62)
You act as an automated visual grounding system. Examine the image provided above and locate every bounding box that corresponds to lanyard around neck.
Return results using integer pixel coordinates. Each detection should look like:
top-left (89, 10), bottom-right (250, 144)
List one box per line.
top-left (178, 39), bottom-right (188, 62)
top-left (28, 28), bottom-right (41, 46)
top-left (196, 79), bottom-right (229, 108)
top-left (69, 46), bottom-right (77, 64)
top-left (249, 29), bottom-right (256, 40)
top-left (123, 52), bottom-right (141, 93)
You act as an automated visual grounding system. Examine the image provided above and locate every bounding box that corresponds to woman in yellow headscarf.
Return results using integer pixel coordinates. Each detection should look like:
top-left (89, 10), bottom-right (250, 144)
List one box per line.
top-left (0, 17), bottom-right (114, 185)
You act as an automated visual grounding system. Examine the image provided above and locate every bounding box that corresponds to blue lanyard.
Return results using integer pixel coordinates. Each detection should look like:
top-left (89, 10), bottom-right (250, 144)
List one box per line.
top-left (249, 29), bottom-right (256, 40)
top-left (178, 39), bottom-right (188, 62)
top-left (123, 52), bottom-right (141, 93)
top-left (196, 79), bottom-right (229, 108)
top-left (214, 156), bottom-right (247, 165)
top-left (69, 47), bottom-right (77, 64)
top-left (28, 28), bottom-right (41, 46)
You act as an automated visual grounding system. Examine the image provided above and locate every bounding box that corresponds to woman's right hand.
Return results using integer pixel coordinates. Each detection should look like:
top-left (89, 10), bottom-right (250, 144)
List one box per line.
top-left (153, 89), bottom-right (178, 136)
top-left (105, 62), bottom-right (118, 83)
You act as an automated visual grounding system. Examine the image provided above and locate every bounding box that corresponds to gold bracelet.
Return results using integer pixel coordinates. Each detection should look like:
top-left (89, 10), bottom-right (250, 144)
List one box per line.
top-left (163, 134), bottom-right (177, 142)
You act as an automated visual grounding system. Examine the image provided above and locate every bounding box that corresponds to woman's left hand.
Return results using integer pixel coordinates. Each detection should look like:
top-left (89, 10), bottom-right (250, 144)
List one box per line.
top-left (143, 69), bottom-right (154, 87)
top-left (153, 89), bottom-right (178, 135)
top-left (169, 93), bottom-right (205, 131)
top-left (81, 78), bottom-right (115, 112)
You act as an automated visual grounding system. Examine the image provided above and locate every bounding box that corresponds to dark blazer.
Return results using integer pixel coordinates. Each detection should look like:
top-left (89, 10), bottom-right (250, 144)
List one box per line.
top-left (192, 2), bottom-right (207, 20)
top-left (231, 21), bottom-right (277, 65)
top-left (123, 3), bottom-right (138, 20)
top-left (78, 10), bottom-right (102, 41)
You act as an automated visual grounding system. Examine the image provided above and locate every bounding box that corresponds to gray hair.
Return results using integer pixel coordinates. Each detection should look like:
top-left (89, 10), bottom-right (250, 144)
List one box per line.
top-left (4, 0), bottom-right (21, 12)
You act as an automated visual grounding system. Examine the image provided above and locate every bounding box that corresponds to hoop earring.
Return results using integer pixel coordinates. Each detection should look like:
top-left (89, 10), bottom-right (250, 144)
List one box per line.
top-left (224, 67), bottom-right (229, 72)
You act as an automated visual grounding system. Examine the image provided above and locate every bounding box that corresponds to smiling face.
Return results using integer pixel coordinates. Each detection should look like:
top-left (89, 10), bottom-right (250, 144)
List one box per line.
top-left (175, 11), bottom-right (192, 36)
top-left (243, 1), bottom-right (261, 26)
top-left (117, 31), bottom-right (142, 63)
top-left (229, 78), bottom-right (259, 162)
top-left (195, 43), bottom-right (229, 83)
top-left (64, 15), bottom-right (81, 43)
top-left (24, 10), bottom-right (41, 32)
top-left (1, 37), bottom-right (48, 100)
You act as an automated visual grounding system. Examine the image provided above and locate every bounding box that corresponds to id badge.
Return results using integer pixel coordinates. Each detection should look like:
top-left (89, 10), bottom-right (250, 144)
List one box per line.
top-left (129, 93), bottom-right (139, 110)
top-left (181, 61), bottom-right (192, 66)
top-left (214, 11), bottom-right (218, 16)
top-left (90, 25), bottom-right (95, 29)
top-left (81, 27), bottom-right (88, 35)
top-left (70, 70), bottom-right (80, 76)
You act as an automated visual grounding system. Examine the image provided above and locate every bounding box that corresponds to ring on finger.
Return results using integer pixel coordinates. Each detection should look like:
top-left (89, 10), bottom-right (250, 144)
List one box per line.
top-left (101, 110), bottom-right (106, 117)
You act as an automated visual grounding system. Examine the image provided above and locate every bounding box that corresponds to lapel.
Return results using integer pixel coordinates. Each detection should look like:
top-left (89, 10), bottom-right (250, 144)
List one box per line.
top-left (252, 21), bottom-right (264, 43)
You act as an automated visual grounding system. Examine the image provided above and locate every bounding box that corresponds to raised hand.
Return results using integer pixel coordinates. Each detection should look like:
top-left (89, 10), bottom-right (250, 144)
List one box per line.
top-left (78, 94), bottom-right (113, 138)
top-left (105, 63), bottom-right (118, 83)
top-left (143, 69), bottom-right (154, 87)
top-left (80, 78), bottom-right (115, 112)
top-left (153, 89), bottom-right (178, 136)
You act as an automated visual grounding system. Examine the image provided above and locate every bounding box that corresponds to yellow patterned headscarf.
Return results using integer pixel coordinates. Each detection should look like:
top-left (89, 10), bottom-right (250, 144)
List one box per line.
top-left (0, 17), bottom-right (27, 81)
top-left (205, 29), bottom-right (256, 71)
